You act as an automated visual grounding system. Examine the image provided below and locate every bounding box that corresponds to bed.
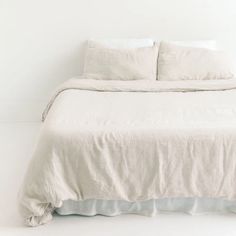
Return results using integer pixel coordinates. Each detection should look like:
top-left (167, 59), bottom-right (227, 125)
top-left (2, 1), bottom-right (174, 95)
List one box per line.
top-left (19, 77), bottom-right (236, 226)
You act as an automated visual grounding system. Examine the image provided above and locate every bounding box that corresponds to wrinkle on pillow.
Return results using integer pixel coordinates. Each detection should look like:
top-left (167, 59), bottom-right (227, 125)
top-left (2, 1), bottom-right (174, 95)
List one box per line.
top-left (158, 42), bottom-right (235, 81)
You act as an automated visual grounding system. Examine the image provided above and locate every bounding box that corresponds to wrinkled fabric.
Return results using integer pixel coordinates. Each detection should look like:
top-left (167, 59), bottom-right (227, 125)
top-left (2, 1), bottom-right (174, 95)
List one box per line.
top-left (42, 77), bottom-right (236, 121)
top-left (19, 78), bottom-right (236, 226)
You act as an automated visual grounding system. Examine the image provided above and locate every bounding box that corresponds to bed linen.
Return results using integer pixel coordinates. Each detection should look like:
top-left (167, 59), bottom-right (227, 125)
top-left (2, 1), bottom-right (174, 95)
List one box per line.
top-left (158, 42), bottom-right (235, 81)
top-left (19, 77), bottom-right (236, 226)
top-left (83, 44), bottom-right (159, 81)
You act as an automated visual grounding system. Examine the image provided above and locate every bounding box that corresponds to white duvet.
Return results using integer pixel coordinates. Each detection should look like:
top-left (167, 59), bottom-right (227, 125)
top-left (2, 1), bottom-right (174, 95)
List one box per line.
top-left (19, 77), bottom-right (236, 226)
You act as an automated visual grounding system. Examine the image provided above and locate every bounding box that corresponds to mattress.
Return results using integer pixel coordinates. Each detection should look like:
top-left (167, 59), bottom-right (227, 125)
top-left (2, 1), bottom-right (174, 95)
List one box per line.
top-left (18, 77), bottom-right (236, 226)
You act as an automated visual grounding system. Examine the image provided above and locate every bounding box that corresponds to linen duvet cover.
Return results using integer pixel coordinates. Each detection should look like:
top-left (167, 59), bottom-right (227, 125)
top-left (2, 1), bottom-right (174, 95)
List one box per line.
top-left (19, 77), bottom-right (236, 226)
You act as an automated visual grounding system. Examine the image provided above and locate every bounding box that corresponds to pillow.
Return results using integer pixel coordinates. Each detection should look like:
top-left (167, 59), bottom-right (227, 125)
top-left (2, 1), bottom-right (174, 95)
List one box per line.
top-left (88, 39), bottom-right (154, 49)
top-left (157, 42), bottom-right (235, 81)
top-left (83, 44), bottom-right (159, 80)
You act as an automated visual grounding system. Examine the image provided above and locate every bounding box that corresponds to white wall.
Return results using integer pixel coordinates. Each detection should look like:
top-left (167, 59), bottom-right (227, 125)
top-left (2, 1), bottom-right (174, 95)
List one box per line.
top-left (1, 0), bottom-right (236, 121)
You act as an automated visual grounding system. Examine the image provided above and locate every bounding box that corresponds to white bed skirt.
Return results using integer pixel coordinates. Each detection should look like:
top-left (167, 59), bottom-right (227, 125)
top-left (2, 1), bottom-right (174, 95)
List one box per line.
top-left (55, 198), bottom-right (236, 217)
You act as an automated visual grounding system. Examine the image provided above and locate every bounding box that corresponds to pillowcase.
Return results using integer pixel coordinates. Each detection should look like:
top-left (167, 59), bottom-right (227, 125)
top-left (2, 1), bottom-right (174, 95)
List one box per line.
top-left (158, 42), bottom-right (235, 81)
top-left (83, 44), bottom-right (159, 80)
top-left (88, 39), bottom-right (154, 49)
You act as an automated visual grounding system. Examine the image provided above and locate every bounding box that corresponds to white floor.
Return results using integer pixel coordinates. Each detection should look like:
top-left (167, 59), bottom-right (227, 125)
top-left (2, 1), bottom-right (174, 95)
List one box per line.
top-left (1, 122), bottom-right (236, 236)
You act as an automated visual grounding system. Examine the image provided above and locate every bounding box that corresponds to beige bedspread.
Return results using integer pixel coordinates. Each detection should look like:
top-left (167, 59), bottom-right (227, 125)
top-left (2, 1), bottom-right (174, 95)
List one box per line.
top-left (19, 77), bottom-right (236, 226)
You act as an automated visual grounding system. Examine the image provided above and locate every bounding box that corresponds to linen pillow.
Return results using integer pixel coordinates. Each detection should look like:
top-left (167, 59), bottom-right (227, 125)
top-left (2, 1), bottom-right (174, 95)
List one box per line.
top-left (83, 44), bottom-right (159, 80)
top-left (158, 42), bottom-right (235, 81)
